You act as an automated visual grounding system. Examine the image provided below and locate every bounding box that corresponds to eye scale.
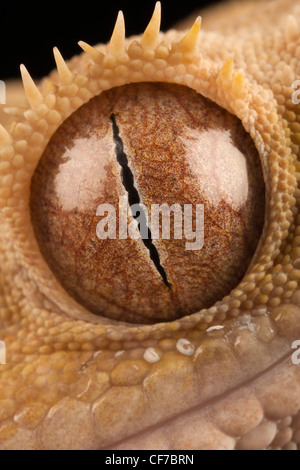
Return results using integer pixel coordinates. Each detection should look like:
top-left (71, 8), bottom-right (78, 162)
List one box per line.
top-left (30, 82), bottom-right (265, 324)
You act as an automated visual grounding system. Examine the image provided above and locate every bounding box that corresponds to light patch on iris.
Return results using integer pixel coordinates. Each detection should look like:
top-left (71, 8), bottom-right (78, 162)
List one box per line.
top-left (143, 347), bottom-right (161, 363)
top-left (181, 128), bottom-right (249, 209)
top-left (54, 135), bottom-right (114, 211)
top-left (176, 338), bottom-right (195, 356)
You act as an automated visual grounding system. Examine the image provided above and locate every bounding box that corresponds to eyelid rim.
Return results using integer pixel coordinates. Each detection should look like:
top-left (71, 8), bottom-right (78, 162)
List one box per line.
top-left (0, 19), bottom-right (297, 342)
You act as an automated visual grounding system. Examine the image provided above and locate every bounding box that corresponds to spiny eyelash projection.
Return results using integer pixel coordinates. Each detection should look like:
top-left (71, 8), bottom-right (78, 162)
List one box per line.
top-left (0, 0), bottom-right (300, 451)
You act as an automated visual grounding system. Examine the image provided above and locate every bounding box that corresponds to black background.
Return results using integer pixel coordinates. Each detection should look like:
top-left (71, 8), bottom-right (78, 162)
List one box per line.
top-left (1, 0), bottom-right (224, 80)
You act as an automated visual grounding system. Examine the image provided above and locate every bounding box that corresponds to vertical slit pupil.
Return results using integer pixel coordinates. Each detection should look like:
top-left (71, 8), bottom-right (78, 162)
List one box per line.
top-left (110, 113), bottom-right (170, 288)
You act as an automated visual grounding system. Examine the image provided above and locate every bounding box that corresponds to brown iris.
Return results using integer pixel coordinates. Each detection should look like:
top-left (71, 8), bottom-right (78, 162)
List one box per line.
top-left (30, 82), bottom-right (265, 324)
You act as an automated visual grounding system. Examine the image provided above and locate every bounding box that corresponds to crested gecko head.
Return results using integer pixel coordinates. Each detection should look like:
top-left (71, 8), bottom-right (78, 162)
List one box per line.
top-left (0, 0), bottom-right (300, 450)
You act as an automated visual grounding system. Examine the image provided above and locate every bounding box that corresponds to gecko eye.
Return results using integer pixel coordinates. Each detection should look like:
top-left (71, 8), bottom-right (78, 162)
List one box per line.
top-left (30, 81), bottom-right (265, 324)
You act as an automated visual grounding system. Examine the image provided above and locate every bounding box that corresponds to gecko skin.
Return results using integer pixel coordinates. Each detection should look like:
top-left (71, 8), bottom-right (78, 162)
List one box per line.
top-left (1, 0), bottom-right (300, 450)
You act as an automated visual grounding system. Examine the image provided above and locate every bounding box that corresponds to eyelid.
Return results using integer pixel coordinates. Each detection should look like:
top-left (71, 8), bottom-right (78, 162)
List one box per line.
top-left (0, 5), bottom-right (296, 341)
